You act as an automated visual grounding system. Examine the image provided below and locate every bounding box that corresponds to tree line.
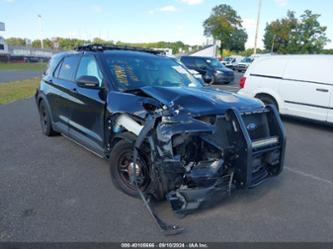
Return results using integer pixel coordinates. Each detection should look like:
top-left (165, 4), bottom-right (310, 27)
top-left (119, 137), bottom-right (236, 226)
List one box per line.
top-left (5, 37), bottom-right (197, 55)
top-left (6, 4), bottom-right (332, 55)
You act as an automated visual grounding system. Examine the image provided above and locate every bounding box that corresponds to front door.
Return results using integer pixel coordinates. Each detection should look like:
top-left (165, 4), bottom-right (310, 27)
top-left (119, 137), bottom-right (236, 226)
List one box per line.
top-left (69, 54), bottom-right (106, 154)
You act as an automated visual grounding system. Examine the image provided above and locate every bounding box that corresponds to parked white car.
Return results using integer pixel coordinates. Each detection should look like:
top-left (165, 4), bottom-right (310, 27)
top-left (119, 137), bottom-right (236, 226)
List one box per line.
top-left (234, 57), bottom-right (254, 72)
top-left (221, 56), bottom-right (243, 70)
top-left (238, 55), bottom-right (333, 123)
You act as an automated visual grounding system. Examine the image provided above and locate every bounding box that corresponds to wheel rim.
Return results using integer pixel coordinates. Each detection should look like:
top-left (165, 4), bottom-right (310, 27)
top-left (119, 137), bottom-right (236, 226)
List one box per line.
top-left (39, 104), bottom-right (48, 132)
top-left (117, 149), bottom-right (149, 191)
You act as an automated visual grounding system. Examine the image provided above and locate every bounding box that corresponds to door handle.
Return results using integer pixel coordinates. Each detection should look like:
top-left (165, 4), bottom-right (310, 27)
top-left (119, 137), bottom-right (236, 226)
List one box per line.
top-left (316, 88), bottom-right (329, 93)
top-left (72, 88), bottom-right (77, 92)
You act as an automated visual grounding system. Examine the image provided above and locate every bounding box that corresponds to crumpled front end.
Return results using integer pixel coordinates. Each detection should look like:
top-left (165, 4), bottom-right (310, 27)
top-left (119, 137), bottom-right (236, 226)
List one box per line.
top-left (113, 102), bottom-right (286, 214)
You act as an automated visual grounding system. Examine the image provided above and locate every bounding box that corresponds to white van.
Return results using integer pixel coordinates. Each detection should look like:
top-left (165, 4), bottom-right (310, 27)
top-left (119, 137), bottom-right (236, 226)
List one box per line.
top-left (238, 55), bottom-right (333, 123)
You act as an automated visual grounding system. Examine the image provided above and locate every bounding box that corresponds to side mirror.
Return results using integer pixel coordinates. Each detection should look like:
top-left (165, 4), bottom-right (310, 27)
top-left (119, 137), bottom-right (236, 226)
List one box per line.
top-left (77, 75), bottom-right (100, 89)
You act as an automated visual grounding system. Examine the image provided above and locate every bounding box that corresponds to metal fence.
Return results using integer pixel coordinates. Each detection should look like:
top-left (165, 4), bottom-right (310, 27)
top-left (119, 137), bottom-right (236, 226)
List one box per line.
top-left (0, 45), bottom-right (56, 62)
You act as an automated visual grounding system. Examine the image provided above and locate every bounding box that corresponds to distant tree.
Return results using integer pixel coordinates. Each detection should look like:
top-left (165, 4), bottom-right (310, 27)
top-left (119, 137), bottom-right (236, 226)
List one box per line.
top-left (203, 4), bottom-right (247, 55)
top-left (263, 10), bottom-right (297, 54)
top-left (321, 48), bottom-right (333, 54)
top-left (290, 10), bottom-right (330, 54)
top-left (5, 36), bottom-right (195, 54)
top-left (263, 10), bottom-right (330, 54)
top-left (32, 40), bottom-right (41, 48)
top-left (229, 29), bottom-right (248, 51)
top-left (6, 37), bottom-right (26, 46)
top-left (32, 39), bottom-right (53, 49)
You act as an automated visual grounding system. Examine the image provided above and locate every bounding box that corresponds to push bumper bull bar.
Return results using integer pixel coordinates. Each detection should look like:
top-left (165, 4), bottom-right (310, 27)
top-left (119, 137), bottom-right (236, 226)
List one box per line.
top-left (167, 105), bottom-right (286, 213)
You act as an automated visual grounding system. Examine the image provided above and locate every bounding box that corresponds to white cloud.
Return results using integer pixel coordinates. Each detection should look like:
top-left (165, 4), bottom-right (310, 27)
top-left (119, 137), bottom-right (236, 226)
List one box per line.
top-left (160, 5), bottom-right (178, 12)
top-left (275, 0), bottom-right (288, 7)
top-left (149, 5), bottom-right (178, 14)
top-left (180, 0), bottom-right (204, 5)
top-left (242, 18), bottom-right (257, 29)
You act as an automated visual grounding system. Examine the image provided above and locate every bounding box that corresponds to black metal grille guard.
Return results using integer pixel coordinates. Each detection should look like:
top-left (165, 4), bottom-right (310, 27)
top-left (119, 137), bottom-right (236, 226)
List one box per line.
top-left (225, 105), bottom-right (286, 188)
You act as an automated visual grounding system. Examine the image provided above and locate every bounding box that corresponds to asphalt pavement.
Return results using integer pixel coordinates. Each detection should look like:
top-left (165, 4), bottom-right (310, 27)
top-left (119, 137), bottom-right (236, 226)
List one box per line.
top-left (0, 71), bottom-right (42, 83)
top-left (0, 96), bottom-right (333, 242)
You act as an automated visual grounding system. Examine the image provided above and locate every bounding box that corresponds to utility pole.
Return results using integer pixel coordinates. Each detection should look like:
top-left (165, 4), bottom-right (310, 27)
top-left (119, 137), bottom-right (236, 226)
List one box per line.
top-left (253, 0), bottom-right (262, 55)
top-left (37, 14), bottom-right (44, 49)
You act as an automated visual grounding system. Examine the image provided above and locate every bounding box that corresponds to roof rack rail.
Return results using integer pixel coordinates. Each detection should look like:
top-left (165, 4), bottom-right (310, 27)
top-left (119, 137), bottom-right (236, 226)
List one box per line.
top-left (75, 44), bottom-right (165, 55)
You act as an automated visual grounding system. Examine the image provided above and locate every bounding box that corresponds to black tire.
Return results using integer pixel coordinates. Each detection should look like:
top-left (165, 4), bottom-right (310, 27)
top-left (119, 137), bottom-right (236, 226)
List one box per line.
top-left (109, 139), bottom-right (151, 198)
top-left (38, 100), bottom-right (58, 136)
top-left (257, 95), bottom-right (279, 111)
top-left (202, 73), bottom-right (214, 85)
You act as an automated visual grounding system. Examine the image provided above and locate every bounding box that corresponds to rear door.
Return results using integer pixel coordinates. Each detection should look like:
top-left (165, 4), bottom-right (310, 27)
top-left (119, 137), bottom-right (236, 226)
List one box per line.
top-left (279, 57), bottom-right (331, 121)
top-left (193, 58), bottom-right (209, 75)
top-left (69, 54), bottom-right (106, 154)
top-left (181, 57), bottom-right (196, 70)
top-left (49, 54), bottom-right (81, 133)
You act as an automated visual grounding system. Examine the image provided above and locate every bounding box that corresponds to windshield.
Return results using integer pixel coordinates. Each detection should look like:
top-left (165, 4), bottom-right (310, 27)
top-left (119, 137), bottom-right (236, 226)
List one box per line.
top-left (104, 53), bottom-right (202, 90)
top-left (205, 58), bottom-right (224, 68)
top-left (223, 57), bottom-right (233, 62)
top-left (241, 57), bottom-right (254, 63)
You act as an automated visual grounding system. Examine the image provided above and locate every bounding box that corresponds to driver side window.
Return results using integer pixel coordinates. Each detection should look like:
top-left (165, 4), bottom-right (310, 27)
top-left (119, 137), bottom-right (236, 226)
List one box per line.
top-left (76, 55), bottom-right (103, 86)
top-left (194, 59), bottom-right (207, 68)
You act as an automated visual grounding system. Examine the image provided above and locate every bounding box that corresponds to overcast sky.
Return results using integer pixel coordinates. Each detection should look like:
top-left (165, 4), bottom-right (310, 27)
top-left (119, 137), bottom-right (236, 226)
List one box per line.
top-left (1, 0), bottom-right (333, 49)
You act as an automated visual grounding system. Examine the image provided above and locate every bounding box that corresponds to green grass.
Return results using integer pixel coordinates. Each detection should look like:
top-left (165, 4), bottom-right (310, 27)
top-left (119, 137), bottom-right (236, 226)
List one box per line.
top-left (0, 62), bottom-right (46, 72)
top-left (0, 77), bottom-right (40, 105)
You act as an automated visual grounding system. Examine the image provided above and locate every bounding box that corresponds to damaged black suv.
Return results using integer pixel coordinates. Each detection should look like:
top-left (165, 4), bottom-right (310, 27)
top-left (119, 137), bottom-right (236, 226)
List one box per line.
top-left (36, 44), bottom-right (286, 234)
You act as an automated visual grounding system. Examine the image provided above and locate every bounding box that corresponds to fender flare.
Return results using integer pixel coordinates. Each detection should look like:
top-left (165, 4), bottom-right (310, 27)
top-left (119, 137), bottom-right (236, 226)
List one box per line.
top-left (253, 89), bottom-right (284, 113)
top-left (36, 93), bottom-right (55, 124)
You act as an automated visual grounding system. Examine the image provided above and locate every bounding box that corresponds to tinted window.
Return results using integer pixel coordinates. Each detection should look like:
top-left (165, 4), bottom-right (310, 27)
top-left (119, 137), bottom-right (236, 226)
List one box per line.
top-left (57, 55), bottom-right (80, 81)
top-left (76, 55), bottom-right (103, 86)
top-left (46, 54), bottom-right (63, 76)
top-left (241, 57), bottom-right (254, 63)
top-left (180, 57), bottom-right (195, 67)
top-left (205, 58), bottom-right (224, 68)
top-left (194, 58), bottom-right (207, 68)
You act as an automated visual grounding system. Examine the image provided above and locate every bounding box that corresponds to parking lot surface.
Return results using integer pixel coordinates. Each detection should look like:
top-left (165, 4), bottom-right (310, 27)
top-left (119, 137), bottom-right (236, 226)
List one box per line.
top-left (0, 96), bottom-right (332, 242)
top-left (0, 71), bottom-right (42, 83)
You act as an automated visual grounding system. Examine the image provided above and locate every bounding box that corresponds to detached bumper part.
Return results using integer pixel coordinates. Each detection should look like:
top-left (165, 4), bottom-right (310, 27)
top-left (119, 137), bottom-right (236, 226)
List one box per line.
top-left (167, 173), bottom-right (234, 213)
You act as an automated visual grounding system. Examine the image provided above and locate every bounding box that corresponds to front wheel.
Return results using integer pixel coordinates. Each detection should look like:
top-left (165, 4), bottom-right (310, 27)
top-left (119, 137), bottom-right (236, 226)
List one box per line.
top-left (109, 139), bottom-right (151, 197)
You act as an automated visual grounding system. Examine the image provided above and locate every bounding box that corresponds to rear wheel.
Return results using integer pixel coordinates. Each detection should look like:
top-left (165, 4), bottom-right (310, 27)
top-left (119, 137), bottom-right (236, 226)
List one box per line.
top-left (109, 139), bottom-right (151, 197)
top-left (38, 100), bottom-right (58, 136)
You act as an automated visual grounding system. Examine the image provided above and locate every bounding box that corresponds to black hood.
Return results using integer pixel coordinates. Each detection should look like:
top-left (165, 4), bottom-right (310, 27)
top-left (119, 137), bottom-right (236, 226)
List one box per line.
top-left (140, 86), bottom-right (263, 116)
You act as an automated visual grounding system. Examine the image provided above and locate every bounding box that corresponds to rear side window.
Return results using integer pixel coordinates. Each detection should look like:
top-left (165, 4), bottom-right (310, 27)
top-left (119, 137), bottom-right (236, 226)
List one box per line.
top-left (181, 57), bottom-right (195, 67)
top-left (194, 58), bottom-right (207, 68)
top-left (45, 54), bottom-right (63, 76)
top-left (57, 55), bottom-right (80, 81)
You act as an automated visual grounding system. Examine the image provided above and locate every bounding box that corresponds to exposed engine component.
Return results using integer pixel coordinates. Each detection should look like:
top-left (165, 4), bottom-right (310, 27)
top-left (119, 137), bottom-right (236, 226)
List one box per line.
top-left (111, 104), bottom-right (286, 235)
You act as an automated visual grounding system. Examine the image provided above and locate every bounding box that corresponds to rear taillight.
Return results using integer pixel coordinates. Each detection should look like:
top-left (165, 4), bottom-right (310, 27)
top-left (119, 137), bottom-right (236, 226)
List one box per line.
top-left (240, 76), bottom-right (246, 89)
